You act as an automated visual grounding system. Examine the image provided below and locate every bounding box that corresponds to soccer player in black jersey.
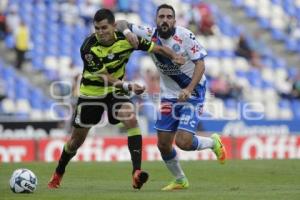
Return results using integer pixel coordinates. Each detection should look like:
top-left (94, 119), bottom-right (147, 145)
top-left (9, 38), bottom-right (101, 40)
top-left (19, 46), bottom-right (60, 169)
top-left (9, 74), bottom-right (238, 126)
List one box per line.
top-left (48, 8), bottom-right (184, 190)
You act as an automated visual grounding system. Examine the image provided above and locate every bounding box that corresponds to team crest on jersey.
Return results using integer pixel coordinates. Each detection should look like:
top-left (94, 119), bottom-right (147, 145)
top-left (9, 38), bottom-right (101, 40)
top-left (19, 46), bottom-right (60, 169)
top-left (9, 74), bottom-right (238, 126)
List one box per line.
top-left (172, 44), bottom-right (180, 52)
top-left (108, 53), bottom-right (115, 59)
top-left (84, 54), bottom-right (93, 63)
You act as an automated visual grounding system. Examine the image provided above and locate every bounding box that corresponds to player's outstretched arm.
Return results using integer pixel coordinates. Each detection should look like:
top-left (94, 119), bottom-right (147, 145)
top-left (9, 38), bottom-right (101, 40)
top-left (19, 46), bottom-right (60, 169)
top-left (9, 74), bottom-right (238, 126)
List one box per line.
top-left (96, 71), bottom-right (145, 95)
top-left (116, 20), bottom-right (139, 49)
top-left (116, 21), bottom-right (185, 65)
top-left (151, 45), bottom-right (185, 65)
top-left (115, 20), bottom-right (130, 32)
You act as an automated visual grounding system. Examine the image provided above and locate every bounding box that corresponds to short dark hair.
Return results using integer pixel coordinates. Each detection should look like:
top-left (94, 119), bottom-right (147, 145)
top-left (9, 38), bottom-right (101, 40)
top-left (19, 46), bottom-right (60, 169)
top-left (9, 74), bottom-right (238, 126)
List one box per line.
top-left (156, 4), bottom-right (175, 17)
top-left (93, 9), bottom-right (115, 24)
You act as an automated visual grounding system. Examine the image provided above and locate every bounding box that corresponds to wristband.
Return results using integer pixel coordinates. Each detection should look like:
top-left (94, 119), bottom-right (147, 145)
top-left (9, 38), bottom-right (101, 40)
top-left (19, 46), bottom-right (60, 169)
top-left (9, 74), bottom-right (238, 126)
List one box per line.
top-left (123, 28), bottom-right (131, 35)
top-left (122, 82), bottom-right (130, 91)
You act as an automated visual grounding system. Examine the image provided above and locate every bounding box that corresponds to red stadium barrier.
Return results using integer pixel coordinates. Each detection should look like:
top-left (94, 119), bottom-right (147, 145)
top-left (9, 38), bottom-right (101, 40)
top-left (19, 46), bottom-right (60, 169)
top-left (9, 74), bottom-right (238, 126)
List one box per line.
top-left (0, 140), bottom-right (35, 162)
top-left (1, 136), bottom-right (300, 162)
top-left (235, 136), bottom-right (300, 160)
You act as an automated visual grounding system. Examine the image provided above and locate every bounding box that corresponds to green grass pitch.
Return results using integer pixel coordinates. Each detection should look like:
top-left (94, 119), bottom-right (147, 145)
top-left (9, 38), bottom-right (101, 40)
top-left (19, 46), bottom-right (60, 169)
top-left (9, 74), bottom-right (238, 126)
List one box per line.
top-left (1, 160), bottom-right (300, 200)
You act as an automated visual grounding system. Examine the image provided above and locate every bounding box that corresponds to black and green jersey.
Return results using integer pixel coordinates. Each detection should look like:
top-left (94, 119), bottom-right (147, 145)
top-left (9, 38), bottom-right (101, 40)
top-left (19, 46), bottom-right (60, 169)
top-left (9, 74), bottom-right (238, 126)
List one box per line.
top-left (79, 32), bottom-right (154, 96)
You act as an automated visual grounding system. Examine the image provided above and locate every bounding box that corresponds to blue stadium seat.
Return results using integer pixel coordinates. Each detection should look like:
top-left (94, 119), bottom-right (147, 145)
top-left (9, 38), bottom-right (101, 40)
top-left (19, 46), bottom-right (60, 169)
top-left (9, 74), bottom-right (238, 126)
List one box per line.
top-left (271, 28), bottom-right (285, 41)
top-left (44, 69), bottom-right (59, 81)
top-left (207, 50), bottom-right (220, 57)
top-left (220, 50), bottom-right (235, 57)
top-left (247, 69), bottom-right (263, 88)
top-left (244, 6), bottom-right (257, 18)
top-left (231, 0), bottom-right (243, 8)
top-left (287, 67), bottom-right (298, 79)
top-left (32, 57), bottom-right (44, 71)
top-left (8, 0), bottom-right (20, 5)
top-left (272, 57), bottom-right (286, 69)
top-left (4, 34), bottom-right (15, 49)
top-left (29, 89), bottom-right (43, 109)
top-left (285, 37), bottom-right (298, 52)
top-left (118, 0), bottom-right (130, 12)
top-left (15, 78), bottom-right (29, 100)
top-left (261, 57), bottom-right (274, 68)
top-left (2, 67), bottom-right (16, 80)
top-left (257, 16), bottom-right (270, 29)
top-left (181, 0), bottom-right (203, 5)
top-left (262, 80), bottom-right (274, 89)
top-left (271, 0), bottom-right (281, 5)
top-left (235, 70), bottom-right (247, 78)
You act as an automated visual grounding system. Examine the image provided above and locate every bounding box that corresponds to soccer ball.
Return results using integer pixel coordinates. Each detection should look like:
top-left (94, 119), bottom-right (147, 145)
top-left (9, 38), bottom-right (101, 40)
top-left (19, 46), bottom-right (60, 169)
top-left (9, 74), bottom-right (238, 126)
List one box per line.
top-left (9, 168), bottom-right (38, 193)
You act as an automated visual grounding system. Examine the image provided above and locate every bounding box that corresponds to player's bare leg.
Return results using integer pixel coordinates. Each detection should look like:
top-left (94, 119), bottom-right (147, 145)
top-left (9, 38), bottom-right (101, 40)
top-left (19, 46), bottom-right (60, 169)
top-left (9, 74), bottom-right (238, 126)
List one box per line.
top-left (118, 103), bottom-right (148, 189)
top-left (48, 127), bottom-right (89, 189)
top-left (175, 130), bottom-right (226, 163)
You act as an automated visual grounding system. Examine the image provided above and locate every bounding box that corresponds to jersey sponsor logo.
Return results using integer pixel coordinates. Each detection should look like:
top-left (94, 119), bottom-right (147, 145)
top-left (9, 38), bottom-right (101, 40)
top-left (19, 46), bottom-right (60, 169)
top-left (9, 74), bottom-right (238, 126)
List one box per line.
top-left (160, 102), bottom-right (172, 115)
top-left (173, 35), bottom-right (183, 44)
top-left (154, 61), bottom-right (181, 75)
top-left (172, 44), bottom-right (180, 52)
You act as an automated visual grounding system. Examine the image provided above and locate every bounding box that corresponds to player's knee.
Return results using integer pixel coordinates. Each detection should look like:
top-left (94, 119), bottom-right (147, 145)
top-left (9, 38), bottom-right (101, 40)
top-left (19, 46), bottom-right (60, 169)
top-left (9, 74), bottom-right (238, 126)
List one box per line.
top-left (121, 115), bottom-right (138, 128)
top-left (68, 128), bottom-right (89, 151)
top-left (68, 138), bottom-right (83, 151)
top-left (118, 103), bottom-right (135, 119)
top-left (175, 136), bottom-right (192, 151)
top-left (157, 142), bottom-right (172, 154)
top-left (118, 104), bottom-right (137, 128)
top-left (66, 141), bottom-right (78, 152)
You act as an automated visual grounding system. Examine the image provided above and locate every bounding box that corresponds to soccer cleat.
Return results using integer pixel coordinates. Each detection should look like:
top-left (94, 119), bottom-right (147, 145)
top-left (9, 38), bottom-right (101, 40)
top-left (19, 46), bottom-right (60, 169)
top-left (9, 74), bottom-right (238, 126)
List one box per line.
top-left (211, 133), bottom-right (226, 164)
top-left (48, 172), bottom-right (63, 189)
top-left (161, 177), bottom-right (189, 191)
top-left (132, 170), bottom-right (149, 189)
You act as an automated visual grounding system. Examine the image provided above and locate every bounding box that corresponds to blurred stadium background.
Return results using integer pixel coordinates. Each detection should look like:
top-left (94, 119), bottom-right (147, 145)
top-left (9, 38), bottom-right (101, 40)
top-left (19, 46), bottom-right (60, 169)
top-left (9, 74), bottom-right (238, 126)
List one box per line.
top-left (0, 0), bottom-right (300, 164)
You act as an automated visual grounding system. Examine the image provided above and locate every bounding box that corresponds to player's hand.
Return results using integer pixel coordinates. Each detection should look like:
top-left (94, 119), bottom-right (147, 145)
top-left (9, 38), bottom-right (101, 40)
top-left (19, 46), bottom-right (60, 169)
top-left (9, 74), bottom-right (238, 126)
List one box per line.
top-left (130, 83), bottom-right (146, 95)
top-left (172, 54), bottom-right (185, 65)
top-left (124, 31), bottom-right (139, 49)
top-left (178, 88), bottom-right (192, 102)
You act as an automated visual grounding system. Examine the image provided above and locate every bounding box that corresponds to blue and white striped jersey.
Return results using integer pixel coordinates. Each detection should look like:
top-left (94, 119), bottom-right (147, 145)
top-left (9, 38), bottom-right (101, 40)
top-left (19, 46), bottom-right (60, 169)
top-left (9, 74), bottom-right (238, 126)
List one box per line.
top-left (130, 24), bottom-right (207, 99)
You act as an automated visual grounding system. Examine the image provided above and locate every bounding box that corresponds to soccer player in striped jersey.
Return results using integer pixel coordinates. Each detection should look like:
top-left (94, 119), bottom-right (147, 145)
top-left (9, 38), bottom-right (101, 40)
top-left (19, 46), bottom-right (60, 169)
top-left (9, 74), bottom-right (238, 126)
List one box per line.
top-left (48, 8), bottom-right (184, 190)
top-left (116, 4), bottom-right (227, 190)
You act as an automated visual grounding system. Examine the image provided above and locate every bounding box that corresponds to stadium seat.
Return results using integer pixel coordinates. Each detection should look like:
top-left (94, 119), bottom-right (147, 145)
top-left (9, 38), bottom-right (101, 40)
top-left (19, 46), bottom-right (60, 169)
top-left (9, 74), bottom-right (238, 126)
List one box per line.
top-left (1, 98), bottom-right (16, 114)
top-left (231, 0), bottom-right (243, 8)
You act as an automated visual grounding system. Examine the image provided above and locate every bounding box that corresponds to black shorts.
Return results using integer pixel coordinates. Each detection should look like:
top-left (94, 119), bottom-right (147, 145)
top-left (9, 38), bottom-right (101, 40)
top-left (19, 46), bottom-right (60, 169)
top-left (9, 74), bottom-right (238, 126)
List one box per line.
top-left (72, 93), bottom-right (131, 128)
